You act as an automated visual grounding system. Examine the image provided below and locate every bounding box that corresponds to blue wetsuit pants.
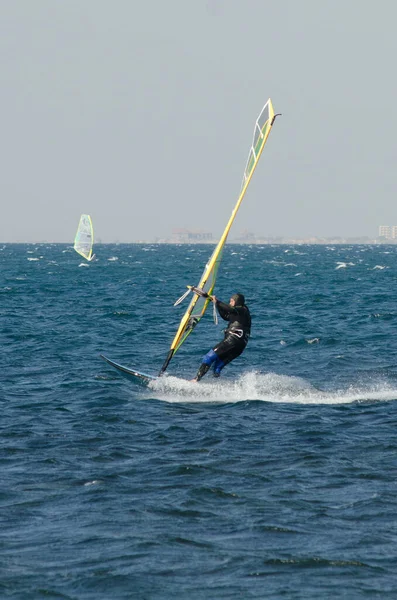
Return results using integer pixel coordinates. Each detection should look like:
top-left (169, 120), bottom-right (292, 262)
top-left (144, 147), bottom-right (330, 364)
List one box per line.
top-left (196, 335), bottom-right (247, 380)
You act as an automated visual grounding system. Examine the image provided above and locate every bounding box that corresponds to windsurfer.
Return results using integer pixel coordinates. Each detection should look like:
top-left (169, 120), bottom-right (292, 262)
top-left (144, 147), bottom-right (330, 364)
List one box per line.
top-left (192, 293), bottom-right (251, 381)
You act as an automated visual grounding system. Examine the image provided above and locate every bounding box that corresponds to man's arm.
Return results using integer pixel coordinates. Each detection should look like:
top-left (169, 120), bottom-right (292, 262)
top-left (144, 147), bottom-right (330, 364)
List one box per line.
top-left (212, 297), bottom-right (239, 320)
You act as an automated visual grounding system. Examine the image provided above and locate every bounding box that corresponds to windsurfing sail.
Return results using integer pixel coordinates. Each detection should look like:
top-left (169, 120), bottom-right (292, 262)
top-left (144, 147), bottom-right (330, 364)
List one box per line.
top-left (74, 214), bottom-right (94, 261)
top-left (160, 98), bottom-right (280, 375)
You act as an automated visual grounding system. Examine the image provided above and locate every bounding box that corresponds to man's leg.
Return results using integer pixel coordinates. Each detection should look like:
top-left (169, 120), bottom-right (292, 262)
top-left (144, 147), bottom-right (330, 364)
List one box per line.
top-left (194, 349), bottom-right (218, 381)
top-left (211, 338), bottom-right (246, 378)
top-left (212, 356), bottom-right (225, 377)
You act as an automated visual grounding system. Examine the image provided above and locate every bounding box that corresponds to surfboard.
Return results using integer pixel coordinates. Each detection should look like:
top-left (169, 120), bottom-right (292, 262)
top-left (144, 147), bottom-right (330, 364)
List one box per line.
top-left (100, 355), bottom-right (157, 386)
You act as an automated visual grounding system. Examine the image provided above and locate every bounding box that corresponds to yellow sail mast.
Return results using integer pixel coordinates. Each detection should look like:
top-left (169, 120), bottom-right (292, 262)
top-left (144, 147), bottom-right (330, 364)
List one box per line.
top-left (160, 99), bottom-right (280, 375)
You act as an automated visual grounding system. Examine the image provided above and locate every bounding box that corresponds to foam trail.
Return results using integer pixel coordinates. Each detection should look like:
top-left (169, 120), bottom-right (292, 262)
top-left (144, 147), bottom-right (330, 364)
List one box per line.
top-left (147, 371), bottom-right (397, 405)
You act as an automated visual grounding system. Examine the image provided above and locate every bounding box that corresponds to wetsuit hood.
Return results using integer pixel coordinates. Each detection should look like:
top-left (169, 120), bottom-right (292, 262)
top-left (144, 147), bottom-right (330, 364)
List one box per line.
top-left (231, 293), bottom-right (245, 307)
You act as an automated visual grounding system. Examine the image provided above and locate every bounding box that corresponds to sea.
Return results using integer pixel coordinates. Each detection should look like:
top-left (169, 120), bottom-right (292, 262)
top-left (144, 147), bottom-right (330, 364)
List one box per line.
top-left (2, 242), bottom-right (397, 599)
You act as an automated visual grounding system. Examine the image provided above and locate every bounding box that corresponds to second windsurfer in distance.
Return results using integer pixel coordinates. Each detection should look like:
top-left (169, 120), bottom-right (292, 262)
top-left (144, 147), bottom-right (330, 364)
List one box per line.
top-left (192, 293), bottom-right (251, 382)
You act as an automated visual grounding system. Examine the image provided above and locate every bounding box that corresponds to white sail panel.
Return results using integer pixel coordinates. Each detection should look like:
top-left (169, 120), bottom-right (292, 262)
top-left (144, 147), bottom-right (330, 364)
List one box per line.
top-left (74, 215), bottom-right (94, 261)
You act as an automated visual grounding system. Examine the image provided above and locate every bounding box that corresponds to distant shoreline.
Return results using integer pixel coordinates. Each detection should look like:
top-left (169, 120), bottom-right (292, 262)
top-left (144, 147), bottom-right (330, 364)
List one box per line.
top-left (2, 239), bottom-right (395, 245)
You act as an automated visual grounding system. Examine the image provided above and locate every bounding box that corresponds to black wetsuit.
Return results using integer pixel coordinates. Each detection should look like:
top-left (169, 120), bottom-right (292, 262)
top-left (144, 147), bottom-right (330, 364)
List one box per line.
top-left (196, 299), bottom-right (251, 380)
top-left (214, 299), bottom-right (251, 359)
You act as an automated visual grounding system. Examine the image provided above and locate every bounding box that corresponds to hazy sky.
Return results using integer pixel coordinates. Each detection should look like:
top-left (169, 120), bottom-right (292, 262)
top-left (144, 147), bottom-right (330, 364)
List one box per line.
top-left (2, 0), bottom-right (397, 242)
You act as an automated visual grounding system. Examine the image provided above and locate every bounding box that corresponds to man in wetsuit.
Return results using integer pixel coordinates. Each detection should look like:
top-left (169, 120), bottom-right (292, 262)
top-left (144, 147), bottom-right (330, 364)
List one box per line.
top-left (193, 293), bottom-right (251, 381)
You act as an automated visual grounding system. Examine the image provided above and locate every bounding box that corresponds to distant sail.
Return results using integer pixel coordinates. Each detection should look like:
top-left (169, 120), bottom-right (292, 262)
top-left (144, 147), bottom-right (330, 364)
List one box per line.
top-left (159, 99), bottom-right (280, 375)
top-left (74, 215), bottom-right (94, 261)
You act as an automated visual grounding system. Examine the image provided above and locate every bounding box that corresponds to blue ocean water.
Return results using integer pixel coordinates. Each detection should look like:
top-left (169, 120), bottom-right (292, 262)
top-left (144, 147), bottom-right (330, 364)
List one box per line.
top-left (2, 243), bottom-right (397, 599)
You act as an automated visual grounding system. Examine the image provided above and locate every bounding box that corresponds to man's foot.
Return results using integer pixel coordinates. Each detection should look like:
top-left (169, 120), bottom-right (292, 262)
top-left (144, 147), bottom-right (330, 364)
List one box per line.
top-left (190, 378), bottom-right (198, 382)
top-left (195, 363), bottom-right (210, 381)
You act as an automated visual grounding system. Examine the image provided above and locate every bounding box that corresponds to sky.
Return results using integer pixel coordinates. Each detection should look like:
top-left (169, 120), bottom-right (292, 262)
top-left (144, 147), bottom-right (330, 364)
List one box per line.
top-left (1, 0), bottom-right (397, 242)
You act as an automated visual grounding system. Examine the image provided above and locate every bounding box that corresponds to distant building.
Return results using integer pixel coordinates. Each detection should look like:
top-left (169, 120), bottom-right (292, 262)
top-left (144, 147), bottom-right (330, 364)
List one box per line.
top-left (172, 228), bottom-right (213, 243)
top-left (379, 226), bottom-right (391, 239)
top-left (378, 225), bottom-right (397, 240)
top-left (235, 229), bottom-right (255, 241)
